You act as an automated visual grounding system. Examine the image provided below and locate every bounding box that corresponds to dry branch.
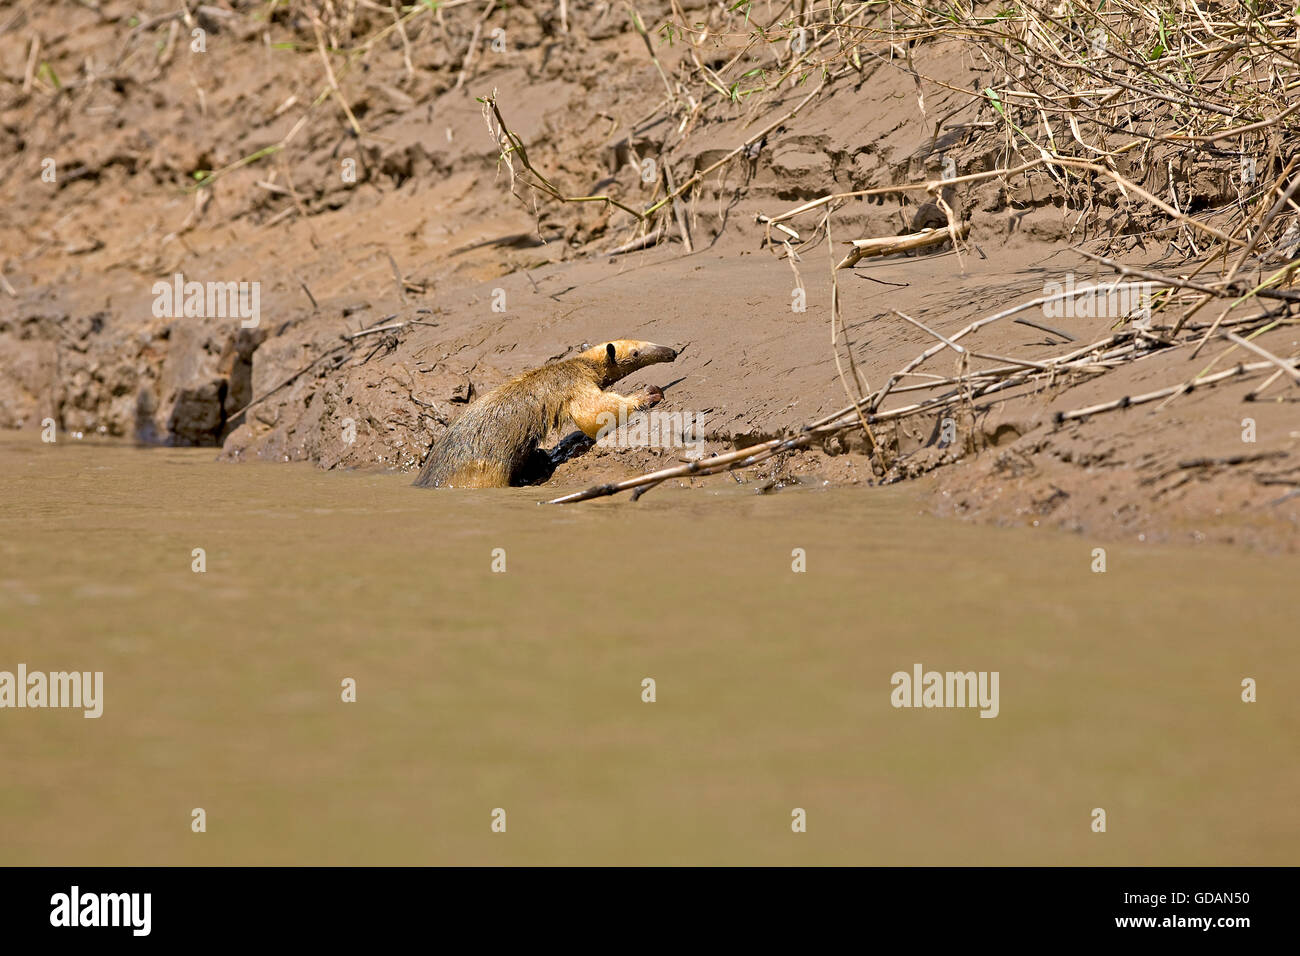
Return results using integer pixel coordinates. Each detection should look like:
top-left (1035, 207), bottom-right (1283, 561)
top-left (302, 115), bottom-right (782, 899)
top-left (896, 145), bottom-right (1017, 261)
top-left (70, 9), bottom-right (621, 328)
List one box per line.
top-left (837, 224), bottom-right (971, 269)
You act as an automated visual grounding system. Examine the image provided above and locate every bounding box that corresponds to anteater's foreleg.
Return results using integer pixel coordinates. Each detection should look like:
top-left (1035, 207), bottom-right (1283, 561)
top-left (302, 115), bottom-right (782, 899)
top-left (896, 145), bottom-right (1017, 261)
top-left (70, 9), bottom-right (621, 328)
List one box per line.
top-left (567, 385), bottom-right (664, 440)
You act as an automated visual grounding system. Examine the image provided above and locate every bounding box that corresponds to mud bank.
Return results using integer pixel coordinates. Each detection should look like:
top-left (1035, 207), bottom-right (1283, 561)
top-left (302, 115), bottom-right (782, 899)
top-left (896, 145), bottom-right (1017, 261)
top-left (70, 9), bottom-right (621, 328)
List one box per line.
top-left (2, 1), bottom-right (1297, 550)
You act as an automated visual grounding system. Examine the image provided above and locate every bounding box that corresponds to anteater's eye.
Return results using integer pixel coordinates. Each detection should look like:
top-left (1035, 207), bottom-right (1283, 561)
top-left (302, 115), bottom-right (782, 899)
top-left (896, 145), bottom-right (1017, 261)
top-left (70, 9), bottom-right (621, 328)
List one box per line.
top-left (632, 350), bottom-right (640, 358)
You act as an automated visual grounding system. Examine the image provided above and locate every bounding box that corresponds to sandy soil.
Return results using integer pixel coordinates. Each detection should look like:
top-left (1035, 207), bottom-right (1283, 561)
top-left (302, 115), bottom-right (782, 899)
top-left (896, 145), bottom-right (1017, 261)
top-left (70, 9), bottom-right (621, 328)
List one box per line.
top-left (2, 0), bottom-right (1297, 550)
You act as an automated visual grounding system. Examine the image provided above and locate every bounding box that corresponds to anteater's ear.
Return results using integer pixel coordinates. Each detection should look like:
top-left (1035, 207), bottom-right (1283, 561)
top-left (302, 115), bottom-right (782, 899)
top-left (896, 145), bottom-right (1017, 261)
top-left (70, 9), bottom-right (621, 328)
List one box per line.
top-left (606, 343), bottom-right (617, 363)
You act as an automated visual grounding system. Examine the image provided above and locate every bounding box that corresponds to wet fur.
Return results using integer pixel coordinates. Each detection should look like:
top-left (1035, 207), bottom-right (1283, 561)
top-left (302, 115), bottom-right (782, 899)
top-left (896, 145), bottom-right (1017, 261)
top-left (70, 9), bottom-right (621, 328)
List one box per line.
top-left (413, 340), bottom-right (676, 488)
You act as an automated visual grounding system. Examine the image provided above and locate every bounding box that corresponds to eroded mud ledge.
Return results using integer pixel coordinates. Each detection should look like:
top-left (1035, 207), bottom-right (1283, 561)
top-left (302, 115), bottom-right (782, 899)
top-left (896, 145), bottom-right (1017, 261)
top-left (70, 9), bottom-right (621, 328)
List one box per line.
top-left (2, 1), bottom-right (1297, 552)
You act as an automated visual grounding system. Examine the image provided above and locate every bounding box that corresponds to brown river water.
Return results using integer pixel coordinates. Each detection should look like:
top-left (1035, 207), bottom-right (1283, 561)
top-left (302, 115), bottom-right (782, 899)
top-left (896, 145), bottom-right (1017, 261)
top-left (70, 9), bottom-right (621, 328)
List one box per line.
top-left (1, 432), bottom-right (1296, 864)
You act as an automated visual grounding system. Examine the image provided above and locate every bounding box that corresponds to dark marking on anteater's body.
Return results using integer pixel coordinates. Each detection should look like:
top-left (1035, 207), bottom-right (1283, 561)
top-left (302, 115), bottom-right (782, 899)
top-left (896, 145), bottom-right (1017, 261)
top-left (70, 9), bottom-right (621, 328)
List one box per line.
top-left (413, 340), bottom-right (677, 488)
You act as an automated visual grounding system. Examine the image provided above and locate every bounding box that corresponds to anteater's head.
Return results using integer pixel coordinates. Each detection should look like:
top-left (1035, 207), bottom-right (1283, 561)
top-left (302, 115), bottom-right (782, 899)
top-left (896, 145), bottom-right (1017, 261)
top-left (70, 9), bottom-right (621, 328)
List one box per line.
top-left (580, 340), bottom-right (678, 388)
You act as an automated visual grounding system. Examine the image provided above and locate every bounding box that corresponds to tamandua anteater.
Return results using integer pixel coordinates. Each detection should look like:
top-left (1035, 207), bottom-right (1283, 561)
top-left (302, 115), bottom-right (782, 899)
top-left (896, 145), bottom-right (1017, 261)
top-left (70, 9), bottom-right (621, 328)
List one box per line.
top-left (413, 340), bottom-right (677, 488)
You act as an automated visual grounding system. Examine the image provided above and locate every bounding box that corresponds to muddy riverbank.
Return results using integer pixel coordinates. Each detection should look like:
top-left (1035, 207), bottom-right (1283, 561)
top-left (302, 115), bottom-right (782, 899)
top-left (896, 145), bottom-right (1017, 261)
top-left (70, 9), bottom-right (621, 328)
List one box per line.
top-left (2, 1), bottom-right (1297, 551)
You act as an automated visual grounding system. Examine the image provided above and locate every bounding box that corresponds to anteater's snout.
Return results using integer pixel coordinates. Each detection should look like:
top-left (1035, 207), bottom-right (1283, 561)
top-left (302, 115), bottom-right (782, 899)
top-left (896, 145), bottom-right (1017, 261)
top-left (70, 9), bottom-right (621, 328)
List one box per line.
top-left (649, 344), bottom-right (678, 363)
